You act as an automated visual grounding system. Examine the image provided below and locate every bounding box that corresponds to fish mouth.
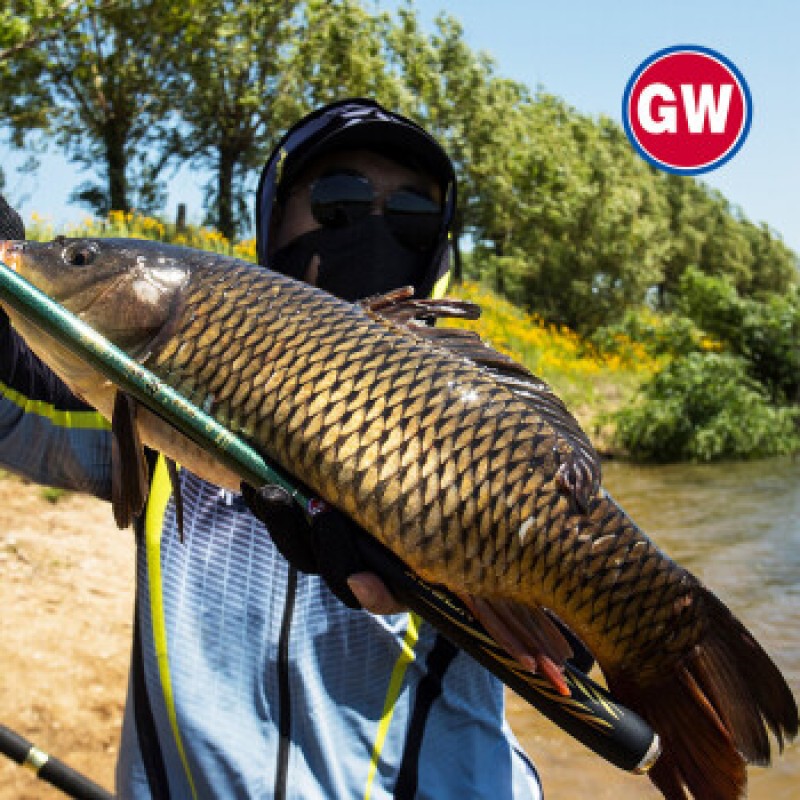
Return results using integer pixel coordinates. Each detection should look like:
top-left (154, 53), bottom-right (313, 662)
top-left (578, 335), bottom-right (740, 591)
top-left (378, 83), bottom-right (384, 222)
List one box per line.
top-left (0, 240), bottom-right (24, 269)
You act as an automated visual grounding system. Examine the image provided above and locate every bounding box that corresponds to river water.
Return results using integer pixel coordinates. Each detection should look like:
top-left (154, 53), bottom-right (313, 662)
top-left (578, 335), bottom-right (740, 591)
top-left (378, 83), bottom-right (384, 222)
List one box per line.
top-left (506, 457), bottom-right (800, 799)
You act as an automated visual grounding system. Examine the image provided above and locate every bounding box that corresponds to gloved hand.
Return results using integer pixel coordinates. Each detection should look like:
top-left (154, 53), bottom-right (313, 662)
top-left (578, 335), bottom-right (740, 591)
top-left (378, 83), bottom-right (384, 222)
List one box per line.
top-left (0, 194), bottom-right (25, 240)
top-left (241, 482), bottom-right (406, 613)
top-left (243, 483), bottom-right (597, 674)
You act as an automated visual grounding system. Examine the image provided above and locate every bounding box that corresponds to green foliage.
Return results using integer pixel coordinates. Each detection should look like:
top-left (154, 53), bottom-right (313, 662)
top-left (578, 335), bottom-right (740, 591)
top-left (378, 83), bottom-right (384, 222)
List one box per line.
top-left (40, 486), bottom-right (68, 504)
top-left (2, 0), bottom-right (184, 215)
top-left (604, 275), bottom-right (800, 461)
top-left (466, 101), bottom-right (673, 332)
top-left (4, 0), bottom-right (798, 310)
top-left (161, 0), bottom-right (302, 237)
top-left (590, 309), bottom-right (702, 360)
top-left (615, 352), bottom-right (800, 462)
top-left (0, 0), bottom-right (62, 135)
top-left (678, 267), bottom-right (800, 403)
top-left (167, 0), bottom-right (403, 238)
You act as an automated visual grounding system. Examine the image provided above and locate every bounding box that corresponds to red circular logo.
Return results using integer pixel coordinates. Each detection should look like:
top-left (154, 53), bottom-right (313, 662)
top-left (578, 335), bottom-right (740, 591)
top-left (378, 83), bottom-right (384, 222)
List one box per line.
top-left (622, 46), bottom-right (752, 175)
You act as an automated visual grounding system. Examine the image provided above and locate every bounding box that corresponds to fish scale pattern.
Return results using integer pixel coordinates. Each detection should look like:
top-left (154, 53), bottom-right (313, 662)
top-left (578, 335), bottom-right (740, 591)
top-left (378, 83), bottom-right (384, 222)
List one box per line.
top-left (9, 237), bottom-right (797, 800)
top-left (151, 259), bottom-right (699, 674)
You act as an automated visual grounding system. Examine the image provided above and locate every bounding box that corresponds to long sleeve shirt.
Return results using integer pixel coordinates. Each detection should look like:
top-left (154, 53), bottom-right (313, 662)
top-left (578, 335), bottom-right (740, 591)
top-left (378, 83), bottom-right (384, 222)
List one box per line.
top-left (0, 314), bottom-right (542, 799)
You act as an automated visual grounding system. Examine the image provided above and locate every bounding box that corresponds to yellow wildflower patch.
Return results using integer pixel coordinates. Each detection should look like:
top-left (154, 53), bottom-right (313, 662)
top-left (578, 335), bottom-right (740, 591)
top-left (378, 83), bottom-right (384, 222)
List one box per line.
top-left (25, 211), bottom-right (259, 264)
top-left (448, 281), bottom-right (661, 381)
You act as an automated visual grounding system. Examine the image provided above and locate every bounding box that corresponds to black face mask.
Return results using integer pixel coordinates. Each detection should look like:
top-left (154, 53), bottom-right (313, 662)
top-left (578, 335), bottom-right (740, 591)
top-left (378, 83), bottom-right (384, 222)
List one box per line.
top-left (269, 216), bottom-right (431, 302)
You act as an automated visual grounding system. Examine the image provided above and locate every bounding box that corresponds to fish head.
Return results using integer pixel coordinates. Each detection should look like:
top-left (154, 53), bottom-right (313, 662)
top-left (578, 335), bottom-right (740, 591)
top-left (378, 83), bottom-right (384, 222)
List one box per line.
top-left (0, 236), bottom-right (191, 353)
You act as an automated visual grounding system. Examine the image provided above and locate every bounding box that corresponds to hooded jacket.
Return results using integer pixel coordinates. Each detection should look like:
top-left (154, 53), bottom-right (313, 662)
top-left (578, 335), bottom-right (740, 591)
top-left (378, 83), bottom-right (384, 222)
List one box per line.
top-left (257, 97), bottom-right (456, 300)
top-left (0, 100), bottom-right (542, 800)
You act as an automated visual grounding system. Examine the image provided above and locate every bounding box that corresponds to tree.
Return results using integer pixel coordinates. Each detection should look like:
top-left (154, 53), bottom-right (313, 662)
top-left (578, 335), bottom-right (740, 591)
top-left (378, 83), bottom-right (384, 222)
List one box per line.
top-left (651, 173), bottom-right (709, 310)
top-left (466, 98), bottom-right (670, 331)
top-left (652, 176), bottom-right (798, 310)
top-left (678, 266), bottom-right (800, 404)
top-left (0, 0), bottom-right (69, 193)
top-left (2, 0), bottom-right (183, 215)
top-left (384, 7), bottom-right (530, 282)
top-left (614, 352), bottom-right (799, 462)
top-left (161, 0), bottom-right (302, 238)
top-left (738, 218), bottom-right (798, 296)
top-left (167, 0), bottom-right (398, 239)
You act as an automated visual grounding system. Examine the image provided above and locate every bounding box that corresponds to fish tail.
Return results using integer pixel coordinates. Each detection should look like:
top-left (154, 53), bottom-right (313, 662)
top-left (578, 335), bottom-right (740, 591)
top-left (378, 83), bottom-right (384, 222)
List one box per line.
top-left (606, 587), bottom-right (798, 800)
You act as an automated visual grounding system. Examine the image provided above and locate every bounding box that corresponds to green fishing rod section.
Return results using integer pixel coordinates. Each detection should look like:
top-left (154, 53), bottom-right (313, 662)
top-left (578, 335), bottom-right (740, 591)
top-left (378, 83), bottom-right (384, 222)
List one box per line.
top-left (0, 259), bottom-right (660, 775)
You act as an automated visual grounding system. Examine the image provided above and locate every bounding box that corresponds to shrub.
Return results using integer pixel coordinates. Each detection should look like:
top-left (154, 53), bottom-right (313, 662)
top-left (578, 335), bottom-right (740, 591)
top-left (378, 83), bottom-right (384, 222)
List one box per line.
top-left (614, 352), bottom-right (800, 461)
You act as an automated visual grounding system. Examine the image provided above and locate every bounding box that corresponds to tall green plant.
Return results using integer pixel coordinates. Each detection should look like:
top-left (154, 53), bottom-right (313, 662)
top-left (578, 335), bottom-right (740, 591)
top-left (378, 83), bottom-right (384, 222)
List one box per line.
top-left (679, 267), bottom-right (800, 403)
top-left (164, 0), bottom-right (402, 238)
top-left (384, 7), bottom-right (530, 281)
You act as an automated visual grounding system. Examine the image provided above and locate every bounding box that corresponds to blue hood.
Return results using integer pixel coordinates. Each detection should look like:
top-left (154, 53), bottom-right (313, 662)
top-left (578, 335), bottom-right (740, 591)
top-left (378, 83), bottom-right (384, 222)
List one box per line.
top-left (255, 98), bottom-right (456, 299)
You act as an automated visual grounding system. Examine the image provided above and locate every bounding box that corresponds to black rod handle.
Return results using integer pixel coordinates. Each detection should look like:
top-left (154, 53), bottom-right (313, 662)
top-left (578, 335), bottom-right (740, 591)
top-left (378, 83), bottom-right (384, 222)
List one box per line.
top-left (351, 533), bottom-right (661, 773)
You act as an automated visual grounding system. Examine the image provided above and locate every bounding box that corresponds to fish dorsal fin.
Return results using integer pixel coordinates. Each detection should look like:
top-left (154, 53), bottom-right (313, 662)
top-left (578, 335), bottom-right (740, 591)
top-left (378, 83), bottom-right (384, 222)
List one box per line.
top-left (111, 391), bottom-right (150, 529)
top-left (361, 288), bottom-right (602, 509)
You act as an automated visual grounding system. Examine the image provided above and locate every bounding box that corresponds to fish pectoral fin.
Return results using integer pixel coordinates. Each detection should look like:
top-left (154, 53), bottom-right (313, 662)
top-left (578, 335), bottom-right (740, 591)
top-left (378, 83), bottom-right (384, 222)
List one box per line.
top-left (111, 391), bottom-right (150, 529)
top-left (555, 452), bottom-right (596, 514)
top-left (461, 594), bottom-right (574, 696)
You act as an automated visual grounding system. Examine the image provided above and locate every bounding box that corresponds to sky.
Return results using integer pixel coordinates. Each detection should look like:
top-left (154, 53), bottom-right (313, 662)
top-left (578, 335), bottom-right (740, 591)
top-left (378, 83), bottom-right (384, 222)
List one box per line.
top-left (2, 0), bottom-right (798, 254)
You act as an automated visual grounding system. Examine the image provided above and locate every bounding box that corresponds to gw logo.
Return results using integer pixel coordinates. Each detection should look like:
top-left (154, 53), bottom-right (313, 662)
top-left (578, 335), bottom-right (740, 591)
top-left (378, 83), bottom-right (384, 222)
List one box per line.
top-left (637, 83), bottom-right (733, 134)
top-left (622, 45), bottom-right (752, 175)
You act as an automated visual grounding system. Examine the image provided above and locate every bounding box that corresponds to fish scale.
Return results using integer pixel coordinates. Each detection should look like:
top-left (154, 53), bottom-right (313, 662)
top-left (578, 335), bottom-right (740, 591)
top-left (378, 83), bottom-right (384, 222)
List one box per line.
top-left (151, 260), bottom-right (692, 661)
top-left (4, 236), bottom-right (796, 800)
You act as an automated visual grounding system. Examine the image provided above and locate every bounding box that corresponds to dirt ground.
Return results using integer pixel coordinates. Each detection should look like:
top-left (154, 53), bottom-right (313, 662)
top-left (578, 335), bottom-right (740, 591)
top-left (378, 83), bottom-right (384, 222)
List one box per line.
top-left (0, 474), bottom-right (796, 799)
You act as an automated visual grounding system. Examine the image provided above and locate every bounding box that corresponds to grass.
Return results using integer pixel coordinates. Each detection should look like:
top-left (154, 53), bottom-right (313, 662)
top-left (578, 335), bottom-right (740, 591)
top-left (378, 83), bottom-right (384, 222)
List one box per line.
top-left (40, 486), bottom-right (69, 504)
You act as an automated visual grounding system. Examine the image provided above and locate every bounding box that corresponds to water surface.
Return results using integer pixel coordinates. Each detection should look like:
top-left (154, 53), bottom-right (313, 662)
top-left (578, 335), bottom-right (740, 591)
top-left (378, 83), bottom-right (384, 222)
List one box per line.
top-left (507, 457), bottom-right (800, 799)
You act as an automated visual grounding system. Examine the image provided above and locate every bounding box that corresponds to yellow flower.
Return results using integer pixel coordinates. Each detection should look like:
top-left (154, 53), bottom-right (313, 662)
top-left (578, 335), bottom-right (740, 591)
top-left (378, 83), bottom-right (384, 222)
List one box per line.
top-left (699, 335), bottom-right (723, 352)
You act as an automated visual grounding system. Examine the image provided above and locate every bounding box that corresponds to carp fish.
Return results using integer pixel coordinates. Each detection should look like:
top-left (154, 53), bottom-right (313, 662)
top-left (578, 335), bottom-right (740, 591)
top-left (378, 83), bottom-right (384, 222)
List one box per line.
top-left (0, 236), bottom-right (797, 800)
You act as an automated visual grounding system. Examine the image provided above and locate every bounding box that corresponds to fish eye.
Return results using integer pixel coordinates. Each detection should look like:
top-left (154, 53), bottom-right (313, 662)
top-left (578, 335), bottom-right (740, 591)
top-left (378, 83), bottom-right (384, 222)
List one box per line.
top-left (63, 242), bottom-right (98, 267)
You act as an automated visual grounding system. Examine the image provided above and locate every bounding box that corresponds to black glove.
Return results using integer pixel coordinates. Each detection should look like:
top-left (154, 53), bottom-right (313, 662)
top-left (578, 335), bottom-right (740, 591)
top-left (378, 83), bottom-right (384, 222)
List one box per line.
top-left (243, 483), bottom-right (597, 671)
top-left (0, 194), bottom-right (25, 240)
top-left (241, 483), bottom-right (377, 609)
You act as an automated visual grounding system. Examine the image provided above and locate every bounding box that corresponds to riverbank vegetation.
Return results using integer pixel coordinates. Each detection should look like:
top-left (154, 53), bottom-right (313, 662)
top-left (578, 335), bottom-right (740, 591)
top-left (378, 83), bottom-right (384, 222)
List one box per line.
top-left (7, 1), bottom-right (799, 462)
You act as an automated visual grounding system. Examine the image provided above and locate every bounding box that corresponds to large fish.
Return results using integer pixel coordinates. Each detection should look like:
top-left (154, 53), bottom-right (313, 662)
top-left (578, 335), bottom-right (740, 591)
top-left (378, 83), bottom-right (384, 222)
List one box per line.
top-left (1, 237), bottom-right (797, 799)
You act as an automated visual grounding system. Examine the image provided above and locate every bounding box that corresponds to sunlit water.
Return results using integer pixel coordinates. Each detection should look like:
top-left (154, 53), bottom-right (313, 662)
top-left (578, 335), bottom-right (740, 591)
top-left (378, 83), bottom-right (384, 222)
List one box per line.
top-left (507, 457), bottom-right (800, 799)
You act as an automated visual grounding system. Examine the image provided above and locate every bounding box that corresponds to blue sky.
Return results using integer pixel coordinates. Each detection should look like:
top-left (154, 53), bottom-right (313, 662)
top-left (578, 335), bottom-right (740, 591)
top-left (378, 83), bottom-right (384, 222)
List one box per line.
top-left (2, 0), bottom-right (798, 254)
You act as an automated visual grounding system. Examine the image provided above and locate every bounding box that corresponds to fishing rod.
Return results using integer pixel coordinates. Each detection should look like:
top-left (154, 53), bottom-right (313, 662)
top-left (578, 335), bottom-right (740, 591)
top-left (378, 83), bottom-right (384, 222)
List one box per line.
top-left (0, 259), bottom-right (661, 777)
top-left (0, 725), bottom-right (113, 800)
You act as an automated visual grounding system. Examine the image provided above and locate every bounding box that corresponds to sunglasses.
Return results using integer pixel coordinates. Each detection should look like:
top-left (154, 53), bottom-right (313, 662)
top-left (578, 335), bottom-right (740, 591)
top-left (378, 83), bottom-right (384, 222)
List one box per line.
top-left (309, 170), bottom-right (443, 252)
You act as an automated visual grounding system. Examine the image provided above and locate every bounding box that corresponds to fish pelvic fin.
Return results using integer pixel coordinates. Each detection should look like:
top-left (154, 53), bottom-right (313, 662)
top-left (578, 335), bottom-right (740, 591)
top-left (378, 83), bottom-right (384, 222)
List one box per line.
top-left (460, 594), bottom-right (575, 696)
top-left (606, 586), bottom-right (798, 800)
top-left (111, 391), bottom-right (150, 529)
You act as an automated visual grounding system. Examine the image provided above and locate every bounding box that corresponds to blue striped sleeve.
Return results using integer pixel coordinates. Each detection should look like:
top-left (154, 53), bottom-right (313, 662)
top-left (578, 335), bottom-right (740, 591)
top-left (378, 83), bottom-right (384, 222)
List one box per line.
top-left (0, 309), bottom-right (113, 499)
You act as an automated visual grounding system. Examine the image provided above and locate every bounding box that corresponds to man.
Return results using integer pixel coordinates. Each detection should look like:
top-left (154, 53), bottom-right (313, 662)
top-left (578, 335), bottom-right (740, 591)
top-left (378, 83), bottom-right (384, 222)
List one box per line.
top-left (0, 99), bottom-right (542, 798)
